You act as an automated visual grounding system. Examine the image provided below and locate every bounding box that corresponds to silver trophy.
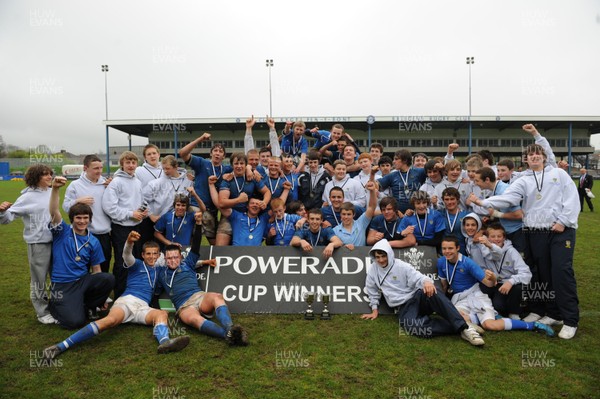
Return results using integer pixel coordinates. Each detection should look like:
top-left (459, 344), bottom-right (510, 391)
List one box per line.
top-left (303, 291), bottom-right (315, 320)
top-left (320, 294), bottom-right (331, 320)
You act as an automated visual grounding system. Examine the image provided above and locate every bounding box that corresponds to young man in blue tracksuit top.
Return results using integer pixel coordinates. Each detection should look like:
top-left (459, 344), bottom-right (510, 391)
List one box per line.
top-left (48, 176), bottom-right (114, 329)
top-left (157, 214), bottom-right (248, 346)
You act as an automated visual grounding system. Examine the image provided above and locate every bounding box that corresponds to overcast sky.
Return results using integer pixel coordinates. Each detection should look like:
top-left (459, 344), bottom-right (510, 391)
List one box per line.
top-left (1, 0), bottom-right (599, 155)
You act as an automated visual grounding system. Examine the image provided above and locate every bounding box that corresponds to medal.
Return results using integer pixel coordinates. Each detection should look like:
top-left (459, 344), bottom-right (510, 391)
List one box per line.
top-left (279, 240), bottom-right (285, 245)
top-left (247, 214), bottom-right (260, 240)
top-left (275, 216), bottom-right (288, 245)
top-left (171, 212), bottom-right (185, 240)
top-left (445, 258), bottom-right (459, 296)
top-left (533, 168), bottom-right (544, 201)
top-left (415, 211), bottom-right (429, 239)
top-left (72, 226), bottom-right (90, 264)
top-left (399, 167), bottom-right (411, 198)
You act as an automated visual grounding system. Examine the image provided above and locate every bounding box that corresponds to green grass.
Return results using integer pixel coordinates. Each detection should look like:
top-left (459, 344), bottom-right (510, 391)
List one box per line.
top-left (0, 180), bottom-right (598, 399)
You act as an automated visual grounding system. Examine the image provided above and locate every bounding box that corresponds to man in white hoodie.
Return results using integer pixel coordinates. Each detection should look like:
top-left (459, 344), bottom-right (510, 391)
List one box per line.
top-left (135, 144), bottom-right (163, 186)
top-left (0, 164), bottom-right (56, 324)
top-left (471, 141), bottom-right (580, 339)
top-left (102, 151), bottom-right (147, 299)
top-left (135, 144), bottom-right (163, 248)
top-left (361, 239), bottom-right (485, 346)
top-left (63, 155), bottom-right (112, 273)
top-left (143, 155), bottom-right (192, 221)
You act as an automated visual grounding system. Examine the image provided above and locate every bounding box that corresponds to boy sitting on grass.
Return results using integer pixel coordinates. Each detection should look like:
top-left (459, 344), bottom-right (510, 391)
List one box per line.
top-left (437, 236), bottom-right (554, 337)
top-left (476, 223), bottom-right (532, 319)
top-left (361, 239), bottom-right (485, 346)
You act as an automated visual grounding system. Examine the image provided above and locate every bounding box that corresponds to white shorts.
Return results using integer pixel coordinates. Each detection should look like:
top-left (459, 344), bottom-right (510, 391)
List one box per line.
top-left (113, 295), bottom-right (153, 325)
top-left (176, 291), bottom-right (214, 319)
top-left (451, 284), bottom-right (496, 324)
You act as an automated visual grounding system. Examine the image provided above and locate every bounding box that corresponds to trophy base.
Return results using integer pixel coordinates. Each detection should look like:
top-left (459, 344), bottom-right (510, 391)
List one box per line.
top-left (320, 312), bottom-right (331, 320)
top-left (304, 313), bottom-right (315, 320)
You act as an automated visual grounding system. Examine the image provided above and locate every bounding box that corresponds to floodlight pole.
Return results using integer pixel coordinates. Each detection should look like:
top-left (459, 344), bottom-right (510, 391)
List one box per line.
top-left (266, 59), bottom-right (274, 117)
top-left (466, 57), bottom-right (474, 154)
top-left (101, 65), bottom-right (110, 175)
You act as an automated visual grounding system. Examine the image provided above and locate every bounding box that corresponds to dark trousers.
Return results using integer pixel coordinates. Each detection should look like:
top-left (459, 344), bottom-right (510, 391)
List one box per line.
top-left (480, 283), bottom-right (524, 316)
top-left (578, 188), bottom-right (594, 211)
top-left (110, 223), bottom-right (141, 300)
top-left (507, 229), bottom-right (526, 256)
top-left (93, 232), bottom-right (112, 273)
top-left (138, 218), bottom-right (156, 247)
top-left (523, 228), bottom-right (579, 327)
top-left (50, 273), bottom-right (115, 329)
top-left (398, 290), bottom-right (467, 338)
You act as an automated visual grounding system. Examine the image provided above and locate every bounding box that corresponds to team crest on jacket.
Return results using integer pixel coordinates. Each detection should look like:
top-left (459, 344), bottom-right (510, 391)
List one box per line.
top-left (565, 241), bottom-right (571, 249)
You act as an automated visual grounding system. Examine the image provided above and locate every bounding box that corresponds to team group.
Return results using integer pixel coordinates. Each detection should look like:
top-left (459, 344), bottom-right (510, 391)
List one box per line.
top-left (0, 117), bottom-right (581, 356)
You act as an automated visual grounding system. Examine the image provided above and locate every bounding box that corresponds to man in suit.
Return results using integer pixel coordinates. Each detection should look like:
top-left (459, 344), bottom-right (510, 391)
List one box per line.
top-left (578, 168), bottom-right (594, 212)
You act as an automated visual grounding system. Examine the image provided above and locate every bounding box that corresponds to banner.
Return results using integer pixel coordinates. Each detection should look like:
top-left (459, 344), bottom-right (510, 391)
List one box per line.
top-left (190, 245), bottom-right (440, 314)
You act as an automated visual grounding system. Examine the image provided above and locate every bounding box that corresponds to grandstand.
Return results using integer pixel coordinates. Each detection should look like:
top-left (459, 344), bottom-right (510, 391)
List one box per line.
top-left (105, 115), bottom-right (599, 169)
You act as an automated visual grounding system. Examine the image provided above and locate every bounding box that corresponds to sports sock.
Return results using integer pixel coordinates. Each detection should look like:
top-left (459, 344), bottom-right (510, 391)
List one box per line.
top-left (503, 318), bottom-right (534, 331)
top-left (199, 320), bottom-right (226, 339)
top-left (153, 323), bottom-right (170, 344)
top-left (215, 305), bottom-right (233, 331)
top-left (57, 322), bottom-right (100, 352)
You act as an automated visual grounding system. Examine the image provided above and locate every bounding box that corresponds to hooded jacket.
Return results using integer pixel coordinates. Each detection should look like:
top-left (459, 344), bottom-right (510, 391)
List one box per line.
top-left (63, 172), bottom-right (111, 234)
top-left (365, 239), bottom-right (431, 310)
top-left (135, 162), bottom-right (163, 186)
top-left (481, 165), bottom-right (578, 229)
top-left (483, 239), bottom-right (532, 286)
top-left (102, 169), bottom-right (144, 226)
top-left (461, 212), bottom-right (488, 268)
top-left (0, 186), bottom-right (52, 243)
top-left (143, 169), bottom-right (192, 218)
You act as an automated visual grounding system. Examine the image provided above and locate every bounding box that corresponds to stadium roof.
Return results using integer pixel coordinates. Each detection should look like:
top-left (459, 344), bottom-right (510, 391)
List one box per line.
top-left (105, 115), bottom-right (600, 138)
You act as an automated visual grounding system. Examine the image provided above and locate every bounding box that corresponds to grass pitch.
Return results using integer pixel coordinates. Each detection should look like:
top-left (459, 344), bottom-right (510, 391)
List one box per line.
top-left (0, 180), bottom-right (598, 399)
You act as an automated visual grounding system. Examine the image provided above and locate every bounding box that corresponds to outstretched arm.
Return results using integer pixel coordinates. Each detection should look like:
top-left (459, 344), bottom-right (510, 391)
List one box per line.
top-left (186, 186), bottom-right (206, 212)
top-left (179, 132), bottom-right (211, 163)
top-left (244, 115), bottom-right (256, 154)
top-left (50, 176), bottom-right (67, 225)
top-left (267, 117), bottom-right (281, 157)
top-left (123, 231), bottom-right (140, 267)
top-left (190, 212), bottom-right (203, 256)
